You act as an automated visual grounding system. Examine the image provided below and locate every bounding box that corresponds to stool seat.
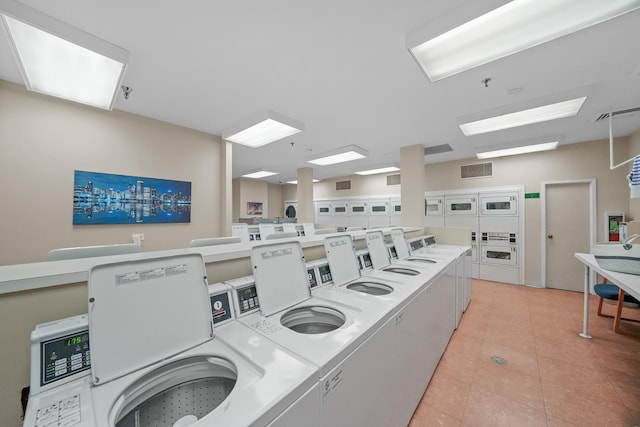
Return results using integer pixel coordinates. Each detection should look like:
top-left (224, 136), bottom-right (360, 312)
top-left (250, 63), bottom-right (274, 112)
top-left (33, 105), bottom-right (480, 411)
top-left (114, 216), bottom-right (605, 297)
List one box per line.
top-left (594, 284), bottom-right (640, 304)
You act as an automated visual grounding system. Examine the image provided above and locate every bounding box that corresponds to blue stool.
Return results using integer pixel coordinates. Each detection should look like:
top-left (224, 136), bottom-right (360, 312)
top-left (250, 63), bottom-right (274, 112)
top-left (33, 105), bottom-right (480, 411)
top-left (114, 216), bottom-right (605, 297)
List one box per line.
top-left (594, 279), bottom-right (640, 336)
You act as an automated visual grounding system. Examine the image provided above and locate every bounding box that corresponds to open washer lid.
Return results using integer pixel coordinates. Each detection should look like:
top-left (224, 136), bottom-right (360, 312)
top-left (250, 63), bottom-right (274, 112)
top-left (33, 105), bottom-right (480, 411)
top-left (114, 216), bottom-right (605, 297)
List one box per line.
top-left (324, 235), bottom-right (361, 286)
top-left (251, 241), bottom-right (310, 316)
top-left (365, 230), bottom-right (392, 269)
top-left (390, 228), bottom-right (411, 260)
top-left (88, 254), bottom-right (213, 385)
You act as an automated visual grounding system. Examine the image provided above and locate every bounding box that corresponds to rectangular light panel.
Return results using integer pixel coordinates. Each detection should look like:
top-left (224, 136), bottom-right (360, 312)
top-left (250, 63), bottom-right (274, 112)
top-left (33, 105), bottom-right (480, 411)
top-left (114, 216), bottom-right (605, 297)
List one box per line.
top-left (354, 166), bottom-right (400, 176)
top-left (409, 0), bottom-right (640, 82)
top-left (477, 141), bottom-right (559, 159)
top-left (307, 145), bottom-right (368, 166)
top-left (241, 170), bottom-right (278, 179)
top-left (287, 179), bottom-right (319, 184)
top-left (459, 97), bottom-right (587, 136)
top-left (224, 118), bottom-right (302, 148)
top-left (2, 15), bottom-right (127, 110)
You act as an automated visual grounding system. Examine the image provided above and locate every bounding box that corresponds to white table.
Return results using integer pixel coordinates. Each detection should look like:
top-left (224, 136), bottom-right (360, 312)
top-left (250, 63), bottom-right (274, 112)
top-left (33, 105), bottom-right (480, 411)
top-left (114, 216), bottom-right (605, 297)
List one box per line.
top-left (574, 253), bottom-right (640, 338)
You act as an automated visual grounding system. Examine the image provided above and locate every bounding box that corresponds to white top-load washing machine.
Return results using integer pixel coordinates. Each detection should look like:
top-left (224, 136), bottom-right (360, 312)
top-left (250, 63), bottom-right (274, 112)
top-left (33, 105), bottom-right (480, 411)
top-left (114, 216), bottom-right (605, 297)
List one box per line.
top-left (234, 241), bottom-right (408, 426)
top-left (314, 235), bottom-right (423, 314)
top-left (365, 230), bottom-right (439, 277)
top-left (206, 283), bottom-right (321, 426)
top-left (83, 253), bottom-right (320, 427)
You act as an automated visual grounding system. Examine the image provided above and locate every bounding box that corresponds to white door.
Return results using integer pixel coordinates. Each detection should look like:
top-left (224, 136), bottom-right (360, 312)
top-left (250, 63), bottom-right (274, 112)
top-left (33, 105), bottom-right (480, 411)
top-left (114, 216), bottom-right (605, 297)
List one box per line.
top-left (545, 181), bottom-right (592, 292)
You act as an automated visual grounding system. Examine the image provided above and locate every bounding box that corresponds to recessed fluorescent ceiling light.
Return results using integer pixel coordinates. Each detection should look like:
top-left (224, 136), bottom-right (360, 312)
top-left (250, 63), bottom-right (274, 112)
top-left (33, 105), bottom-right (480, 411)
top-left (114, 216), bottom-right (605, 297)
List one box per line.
top-left (409, 0), bottom-right (640, 81)
top-left (223, 111), bottom-right (304, 148)
top-left (307, 145), bottom-right (368, 166)
top-left (459, 97), bottom-right (587, 136)
top-left (286, 179), bottom-right (319, 184)
top-left (241, 170), bottom-right (278, 179)
top-left (355, 166), bottom-right (400, 176)
top-left (477, 141), bottom-right (559, 159)
top-left (1, 4), bottom-right (128, 110)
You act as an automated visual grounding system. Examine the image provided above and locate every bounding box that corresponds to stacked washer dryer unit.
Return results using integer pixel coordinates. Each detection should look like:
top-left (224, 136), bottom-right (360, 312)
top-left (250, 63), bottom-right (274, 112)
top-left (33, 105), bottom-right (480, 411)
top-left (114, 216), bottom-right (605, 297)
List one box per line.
top-left (73, 254), bottom-right (325, 427)
top-left (233, 240), bottom-right (429, 427)
top-left (478, 190), bottom-right (522, 285)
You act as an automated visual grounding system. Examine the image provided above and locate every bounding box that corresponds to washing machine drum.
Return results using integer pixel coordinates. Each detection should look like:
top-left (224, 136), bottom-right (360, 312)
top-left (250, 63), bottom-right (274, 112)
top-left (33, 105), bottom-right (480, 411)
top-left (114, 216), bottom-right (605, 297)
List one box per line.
top-left (285, 205), bottom-right (296, 218)
top-left (346, 281), bottom-right (393, 296)
top-left (115, 356), bottom-right (237, 427)
top-left (382, 266), bottom-right (420, 276)
top-left (407, 257), bottom-right (436, 263)
top-left (281, 306), bottom-right (346, 334)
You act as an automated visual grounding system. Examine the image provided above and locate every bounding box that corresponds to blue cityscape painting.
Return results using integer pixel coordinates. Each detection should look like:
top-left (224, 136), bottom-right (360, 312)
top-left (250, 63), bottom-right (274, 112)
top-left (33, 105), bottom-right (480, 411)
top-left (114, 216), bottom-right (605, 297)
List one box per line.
top-left (73, 170), bottom-right (191, 225)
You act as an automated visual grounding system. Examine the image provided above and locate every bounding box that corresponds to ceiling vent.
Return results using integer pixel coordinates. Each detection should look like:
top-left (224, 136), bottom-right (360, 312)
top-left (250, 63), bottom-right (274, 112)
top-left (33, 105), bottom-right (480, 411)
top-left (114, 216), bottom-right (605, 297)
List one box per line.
top-left (593, 107), bottom-right (640, 122)
top-left (336, 180), bottom-right (351, 190)
top-left (387, 174), bottom-right (401, 186)
top-left (461, 162), bottom-right (493, 179)
top-left (424, 144), bottom-right (453, 156)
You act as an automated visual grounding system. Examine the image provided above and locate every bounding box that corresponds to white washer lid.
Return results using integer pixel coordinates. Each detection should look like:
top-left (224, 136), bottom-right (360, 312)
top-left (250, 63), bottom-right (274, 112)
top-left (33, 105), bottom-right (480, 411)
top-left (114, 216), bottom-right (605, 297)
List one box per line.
top-left (324, 235), bottom-right (360, 286)
top-left (251, 241), bottom-right (310, 316)
top-left (88, 254), bottom-right (213, 385)
top-left (366, 230), bottom-right (391, 269)
top-left (390, 228), bottom-right (410, 260)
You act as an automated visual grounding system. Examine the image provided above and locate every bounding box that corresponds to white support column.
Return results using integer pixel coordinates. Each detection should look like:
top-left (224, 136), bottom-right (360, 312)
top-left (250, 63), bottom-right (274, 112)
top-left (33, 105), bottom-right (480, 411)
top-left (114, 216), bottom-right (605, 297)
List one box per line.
top-left (220, 139), bottom-right (233, 235)
top-left (296, 167), bottom-right (315, 224)
top-left (400, 144), bottom-right (426, 227)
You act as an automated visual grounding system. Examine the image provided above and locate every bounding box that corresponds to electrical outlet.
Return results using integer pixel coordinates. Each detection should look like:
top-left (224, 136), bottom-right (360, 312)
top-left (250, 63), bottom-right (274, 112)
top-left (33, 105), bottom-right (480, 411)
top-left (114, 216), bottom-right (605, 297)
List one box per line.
top-left (132, 234), bottom-right (144, 245)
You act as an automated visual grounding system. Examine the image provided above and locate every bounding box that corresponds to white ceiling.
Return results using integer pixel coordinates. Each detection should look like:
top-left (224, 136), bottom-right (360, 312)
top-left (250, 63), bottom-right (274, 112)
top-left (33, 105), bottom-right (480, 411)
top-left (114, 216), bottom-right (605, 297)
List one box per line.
top-left (1, 0), bottom-right (639, 184)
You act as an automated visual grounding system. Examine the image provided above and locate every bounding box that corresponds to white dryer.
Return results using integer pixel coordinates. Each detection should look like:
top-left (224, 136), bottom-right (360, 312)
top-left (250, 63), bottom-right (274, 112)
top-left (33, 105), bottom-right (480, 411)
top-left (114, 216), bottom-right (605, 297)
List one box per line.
top-left (284, 200), bottom-right (297, 219)
top-left (86, 254), bottom-right (320, 427)
top-left (235, 241), bottom-right (401, 427)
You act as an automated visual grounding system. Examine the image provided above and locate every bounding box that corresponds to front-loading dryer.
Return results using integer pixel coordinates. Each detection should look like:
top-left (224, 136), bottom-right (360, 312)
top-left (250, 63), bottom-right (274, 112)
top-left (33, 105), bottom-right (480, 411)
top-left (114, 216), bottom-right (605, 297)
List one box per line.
top-left (236, 241), bottom-right (404, 427)
top-left (86, 254), bottom-right (320, 427)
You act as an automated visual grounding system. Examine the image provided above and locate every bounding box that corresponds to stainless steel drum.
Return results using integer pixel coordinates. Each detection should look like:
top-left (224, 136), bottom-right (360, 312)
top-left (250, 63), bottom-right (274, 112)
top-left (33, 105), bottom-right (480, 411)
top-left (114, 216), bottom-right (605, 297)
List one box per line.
top-left (115, 356), bottom-right (237, 427)
top-left (280, 306), bottom-right (346, 334)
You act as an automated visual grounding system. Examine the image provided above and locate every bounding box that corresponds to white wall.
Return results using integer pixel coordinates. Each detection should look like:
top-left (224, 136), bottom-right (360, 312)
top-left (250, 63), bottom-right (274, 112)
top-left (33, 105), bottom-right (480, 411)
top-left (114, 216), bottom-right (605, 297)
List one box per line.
top-left (0, 81), bottom-right (224, 265)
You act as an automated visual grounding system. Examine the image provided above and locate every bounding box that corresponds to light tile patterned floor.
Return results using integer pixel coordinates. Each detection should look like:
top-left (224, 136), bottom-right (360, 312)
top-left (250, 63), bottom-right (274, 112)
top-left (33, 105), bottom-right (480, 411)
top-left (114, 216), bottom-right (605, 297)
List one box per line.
top-left (409, 279), bottom-right (640, 427)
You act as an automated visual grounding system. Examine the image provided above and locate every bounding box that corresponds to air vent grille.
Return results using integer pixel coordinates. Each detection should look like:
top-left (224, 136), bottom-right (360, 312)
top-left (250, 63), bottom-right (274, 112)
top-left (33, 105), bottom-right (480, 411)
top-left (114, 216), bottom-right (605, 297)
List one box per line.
top-left (594, 107), bottom-right (640, 122)
top-left (336, 180), bottom-right (351, 190)
top-left (461, 162), bottom-right (493, 179)
top-left (387, 174), bottom-right (401, 185)
top-left (424, 144), bottom-right (453, 156)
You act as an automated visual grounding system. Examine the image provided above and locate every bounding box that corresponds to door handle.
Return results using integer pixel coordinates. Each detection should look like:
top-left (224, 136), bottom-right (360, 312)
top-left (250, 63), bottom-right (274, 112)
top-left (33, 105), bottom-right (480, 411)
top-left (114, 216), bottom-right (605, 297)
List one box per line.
top-left (547, 234), bottom-right (553, 239)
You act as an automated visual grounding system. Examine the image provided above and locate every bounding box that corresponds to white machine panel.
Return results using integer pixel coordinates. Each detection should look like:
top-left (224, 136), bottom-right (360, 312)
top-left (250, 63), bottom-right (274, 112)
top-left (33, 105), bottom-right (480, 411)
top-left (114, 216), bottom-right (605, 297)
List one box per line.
top-left (324, 235), bottom-right (361, 285)
top-left (445, 194), bottom-right (477, 216)
top-left (316, 202), bottom-right (331, 216)
top-left (88, 254), bottom-right (212, 385)
top-left (252, 242), bottom-right (311, 316)
top-left (479, 191), bottom-right (518, 216)
top-left (259, 223), bottom-right (277, 240)
top-left (425, 196), bottom-right (444, 216)
top-left (369, 198), bottom-right (390, 216)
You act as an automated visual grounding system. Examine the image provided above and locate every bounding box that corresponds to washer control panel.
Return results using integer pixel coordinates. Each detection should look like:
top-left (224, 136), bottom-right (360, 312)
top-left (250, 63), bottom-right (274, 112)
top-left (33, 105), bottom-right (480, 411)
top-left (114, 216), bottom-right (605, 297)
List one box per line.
top-left (41, 331), bottom-right (91, 388)
top-left (317, 263), bottom-right (333, 286)
top-left (236, 284), bottom-right (260, 314)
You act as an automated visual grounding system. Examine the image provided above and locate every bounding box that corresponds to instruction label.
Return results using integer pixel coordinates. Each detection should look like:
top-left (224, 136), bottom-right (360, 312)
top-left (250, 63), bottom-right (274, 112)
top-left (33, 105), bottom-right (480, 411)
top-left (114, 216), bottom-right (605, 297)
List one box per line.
top-left (322, 365), bottom-right (344, 400)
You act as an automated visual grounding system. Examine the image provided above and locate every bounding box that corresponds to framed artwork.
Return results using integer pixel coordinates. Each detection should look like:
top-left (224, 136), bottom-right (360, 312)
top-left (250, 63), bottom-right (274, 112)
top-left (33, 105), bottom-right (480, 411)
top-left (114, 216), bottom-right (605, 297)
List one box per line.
top-left (247, 202), bottom-right (263, 215)
top-left (73, 170), bottom-right (191, 224)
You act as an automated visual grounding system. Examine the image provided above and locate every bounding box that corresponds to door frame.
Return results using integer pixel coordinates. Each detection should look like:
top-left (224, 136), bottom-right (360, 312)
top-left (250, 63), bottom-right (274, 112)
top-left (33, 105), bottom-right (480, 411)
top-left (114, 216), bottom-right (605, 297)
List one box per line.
top-left (540, 179), bottom-right (596, 288)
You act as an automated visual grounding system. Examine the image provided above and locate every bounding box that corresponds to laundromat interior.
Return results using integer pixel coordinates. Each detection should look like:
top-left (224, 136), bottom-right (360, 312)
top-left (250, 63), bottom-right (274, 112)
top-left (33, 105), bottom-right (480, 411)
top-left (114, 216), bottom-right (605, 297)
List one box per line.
top-left (2, 1), bottom-right (640, 426)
